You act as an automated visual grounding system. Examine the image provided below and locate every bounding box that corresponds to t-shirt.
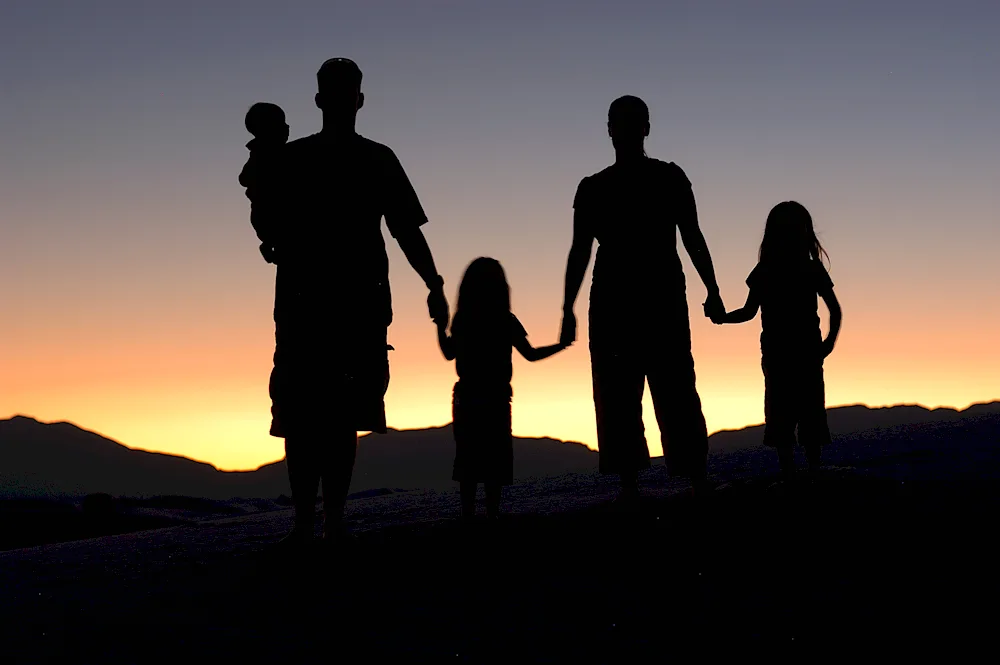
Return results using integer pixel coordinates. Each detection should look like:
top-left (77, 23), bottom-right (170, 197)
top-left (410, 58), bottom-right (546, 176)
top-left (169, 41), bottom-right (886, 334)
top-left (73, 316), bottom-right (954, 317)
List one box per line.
top-left (267, 132), bottom-right (429, 328)
top-left (572, 158), bottom-right (696, 310)
top-left (451, 312), bottom-right (528, 395)
top-left (746, 258), bottom-right (834, 358)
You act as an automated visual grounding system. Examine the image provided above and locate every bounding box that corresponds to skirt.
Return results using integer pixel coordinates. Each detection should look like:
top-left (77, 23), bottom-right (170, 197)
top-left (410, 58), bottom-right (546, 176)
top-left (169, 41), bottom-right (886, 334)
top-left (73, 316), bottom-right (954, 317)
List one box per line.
top-left (451, 381), bottom-right (514, 485)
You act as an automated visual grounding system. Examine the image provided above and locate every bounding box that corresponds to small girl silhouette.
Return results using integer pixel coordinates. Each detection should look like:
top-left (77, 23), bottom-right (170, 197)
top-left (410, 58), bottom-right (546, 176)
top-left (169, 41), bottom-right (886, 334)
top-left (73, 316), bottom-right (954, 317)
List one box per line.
top-left (437, 257), bottom-right (569, 520)
top-left (710, 201), bottom-right (842, 482)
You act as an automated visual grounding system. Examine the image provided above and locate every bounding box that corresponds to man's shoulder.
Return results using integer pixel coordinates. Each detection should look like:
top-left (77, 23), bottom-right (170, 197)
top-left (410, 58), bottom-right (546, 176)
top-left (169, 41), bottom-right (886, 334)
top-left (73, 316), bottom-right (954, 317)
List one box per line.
top-left (284, 133), bottom-right (322, 154)
top-left (648, 158), bottom-right (690, 185)
top-left (355, 135), bottom-right (399, 163)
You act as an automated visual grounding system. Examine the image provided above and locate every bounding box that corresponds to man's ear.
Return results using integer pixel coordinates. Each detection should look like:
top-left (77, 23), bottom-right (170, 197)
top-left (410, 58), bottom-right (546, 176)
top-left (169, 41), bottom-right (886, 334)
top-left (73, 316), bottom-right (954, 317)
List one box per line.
top-left (607, 122), bottom-right (612, 139)
top-left (314, 92), bottom-right (322, 109)
top-left (357, 91), bottom-right (365, 111)
top-left (643, 122), bottom-right (650, 138)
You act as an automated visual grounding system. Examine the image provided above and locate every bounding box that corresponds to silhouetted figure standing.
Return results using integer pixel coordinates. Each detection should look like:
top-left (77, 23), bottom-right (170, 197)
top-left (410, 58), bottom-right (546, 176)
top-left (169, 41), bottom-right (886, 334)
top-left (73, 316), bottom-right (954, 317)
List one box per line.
top-left (250, 58), bottom-right (449, 549)
top-left (239, 102), bottom-right (289, 264)
top-left (560, 96), bottom-right (725, 504)
top-left (711, 201), bottom-right (842, 482)
top-left (437, 258), bottom-right (568, 520)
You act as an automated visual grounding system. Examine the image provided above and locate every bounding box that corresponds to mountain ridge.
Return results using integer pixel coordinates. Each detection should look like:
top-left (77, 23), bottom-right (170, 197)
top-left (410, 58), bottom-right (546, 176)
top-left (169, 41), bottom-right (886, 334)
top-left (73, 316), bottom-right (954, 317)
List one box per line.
top-left (2, 401), bottom-right (997, 500)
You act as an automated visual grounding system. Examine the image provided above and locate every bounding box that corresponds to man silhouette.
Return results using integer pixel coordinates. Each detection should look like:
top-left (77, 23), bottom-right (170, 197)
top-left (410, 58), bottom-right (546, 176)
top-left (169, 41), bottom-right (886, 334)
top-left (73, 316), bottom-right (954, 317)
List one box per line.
top-left (260, 58), bottom-right (448, 549)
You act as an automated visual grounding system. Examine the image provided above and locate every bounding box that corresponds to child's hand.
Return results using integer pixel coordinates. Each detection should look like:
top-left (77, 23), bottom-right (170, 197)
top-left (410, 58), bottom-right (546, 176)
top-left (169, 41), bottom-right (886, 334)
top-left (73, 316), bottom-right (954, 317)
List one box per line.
top-left (821, 339), bottom-right (835, 359)
top-left (259, 243), bottom-right (277, 264)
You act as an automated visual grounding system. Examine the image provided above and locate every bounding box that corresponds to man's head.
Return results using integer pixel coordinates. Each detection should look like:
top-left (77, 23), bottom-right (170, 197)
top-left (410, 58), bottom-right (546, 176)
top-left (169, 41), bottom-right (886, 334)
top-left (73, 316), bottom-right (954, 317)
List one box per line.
top-left (315, 58), bottom-right (364, 124)
top-left (607, 95), bottom-right (650, 151)
top-left (244, 102), bottom-right (289, 144)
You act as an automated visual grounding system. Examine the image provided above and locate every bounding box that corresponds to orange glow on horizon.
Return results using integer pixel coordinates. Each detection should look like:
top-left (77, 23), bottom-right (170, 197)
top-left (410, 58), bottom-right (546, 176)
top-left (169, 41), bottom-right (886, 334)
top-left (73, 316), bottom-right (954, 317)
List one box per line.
top-left (4, 287), bottom-right (997, 471)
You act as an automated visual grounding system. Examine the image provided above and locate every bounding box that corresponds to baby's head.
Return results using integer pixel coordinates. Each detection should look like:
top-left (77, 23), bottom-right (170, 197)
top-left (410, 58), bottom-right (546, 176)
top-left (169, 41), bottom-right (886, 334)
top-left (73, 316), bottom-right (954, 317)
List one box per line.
top-left (245, 102), bottom-right (289, 145)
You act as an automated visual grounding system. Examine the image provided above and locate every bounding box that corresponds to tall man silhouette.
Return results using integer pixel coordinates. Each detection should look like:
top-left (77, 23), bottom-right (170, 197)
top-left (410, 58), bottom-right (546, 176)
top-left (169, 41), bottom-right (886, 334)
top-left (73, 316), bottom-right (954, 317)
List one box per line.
top-left (260, 58), bottom-right (448, 548)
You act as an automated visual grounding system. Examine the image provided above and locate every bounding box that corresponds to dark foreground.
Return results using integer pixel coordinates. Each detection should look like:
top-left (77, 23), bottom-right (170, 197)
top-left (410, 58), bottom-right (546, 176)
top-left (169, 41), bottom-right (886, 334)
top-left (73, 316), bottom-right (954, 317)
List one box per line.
top-left (3, 469), bottom-right (997, 662)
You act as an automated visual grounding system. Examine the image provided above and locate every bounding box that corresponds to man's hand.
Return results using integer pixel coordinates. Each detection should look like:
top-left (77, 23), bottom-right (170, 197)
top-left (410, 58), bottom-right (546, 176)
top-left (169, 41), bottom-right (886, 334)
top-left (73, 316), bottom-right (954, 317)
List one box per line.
top-left (703, 291), bottom-right (725, 323)
top-left (559, 309), bottom-right (577, 346)
top-left (428, 283), bottom-right (449, 326)
top-left (259, 243), bottom-right (277, 265)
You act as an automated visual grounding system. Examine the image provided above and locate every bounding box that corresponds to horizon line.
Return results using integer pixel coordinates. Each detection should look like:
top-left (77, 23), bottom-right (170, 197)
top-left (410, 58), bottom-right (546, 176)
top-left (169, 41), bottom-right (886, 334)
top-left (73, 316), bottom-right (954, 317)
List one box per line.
top-left (3, 398), bottom-right (997, 473)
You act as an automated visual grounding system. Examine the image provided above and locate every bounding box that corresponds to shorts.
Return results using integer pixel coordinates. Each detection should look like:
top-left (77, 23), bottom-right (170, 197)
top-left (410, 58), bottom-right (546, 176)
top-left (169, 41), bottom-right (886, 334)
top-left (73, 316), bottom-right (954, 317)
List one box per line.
top-left (762, 357), bottom-right (831, 450)
top-left (268, 322), bottom-right (390, 438)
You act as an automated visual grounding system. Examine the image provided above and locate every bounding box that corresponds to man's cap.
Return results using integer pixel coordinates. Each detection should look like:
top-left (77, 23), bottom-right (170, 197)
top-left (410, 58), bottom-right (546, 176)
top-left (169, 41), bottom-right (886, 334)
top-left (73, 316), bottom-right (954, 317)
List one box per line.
top-left (317, 58), bottom-right (363, 89)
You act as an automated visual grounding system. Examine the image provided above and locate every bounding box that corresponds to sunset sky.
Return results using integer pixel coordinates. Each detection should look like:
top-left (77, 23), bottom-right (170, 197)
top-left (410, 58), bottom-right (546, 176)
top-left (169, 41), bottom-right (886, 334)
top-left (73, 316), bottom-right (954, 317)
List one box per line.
top-left (2, 1), bottom-right (998, 471)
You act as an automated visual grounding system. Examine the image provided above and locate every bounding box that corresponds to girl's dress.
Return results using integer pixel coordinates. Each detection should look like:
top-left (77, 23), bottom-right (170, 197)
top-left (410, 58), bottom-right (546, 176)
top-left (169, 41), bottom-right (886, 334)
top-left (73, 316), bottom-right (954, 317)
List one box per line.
top-left (450, 312), bottom-right (528, 485)
top-left (745, 257), bottom-right (834, 449)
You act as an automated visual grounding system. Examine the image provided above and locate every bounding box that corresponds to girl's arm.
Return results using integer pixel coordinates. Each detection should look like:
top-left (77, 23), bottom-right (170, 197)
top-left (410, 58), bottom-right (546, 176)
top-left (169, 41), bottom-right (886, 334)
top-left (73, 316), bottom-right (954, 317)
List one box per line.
top-left (716, 290), bottom-right (760, 324)
top-left (819, 286), bottom-right (842, 358)
top-left (513, 336), bottom-right (567, 362)
top-left (437, 320), bottom-right (456, 360)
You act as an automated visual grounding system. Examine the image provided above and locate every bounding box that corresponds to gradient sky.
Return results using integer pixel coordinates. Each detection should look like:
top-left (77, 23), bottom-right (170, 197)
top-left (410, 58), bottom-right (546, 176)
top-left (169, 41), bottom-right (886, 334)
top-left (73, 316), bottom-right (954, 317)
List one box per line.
top-left (2, 1), bottom-right (998, 471)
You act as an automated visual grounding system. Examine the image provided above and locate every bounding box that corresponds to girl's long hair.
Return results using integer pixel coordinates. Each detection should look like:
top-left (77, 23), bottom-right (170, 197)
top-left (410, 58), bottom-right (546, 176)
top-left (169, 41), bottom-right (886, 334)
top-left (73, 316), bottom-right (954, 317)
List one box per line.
top-left (451, 257), bottom-right (511, 335)
top-left (758, 201), bottom-right (830, 268)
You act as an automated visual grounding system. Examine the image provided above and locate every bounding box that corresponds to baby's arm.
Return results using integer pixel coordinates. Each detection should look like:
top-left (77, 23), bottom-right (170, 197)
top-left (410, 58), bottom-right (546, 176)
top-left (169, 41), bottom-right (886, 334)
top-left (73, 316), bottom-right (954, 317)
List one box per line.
top-left (715, 290), bottom-right (760, 324)
top-left (819, 286), bottom-right (842, 357)
top-left (437, 320), bottom-right (456, 361)
top-left (513, 336), bottom-right (567, 362)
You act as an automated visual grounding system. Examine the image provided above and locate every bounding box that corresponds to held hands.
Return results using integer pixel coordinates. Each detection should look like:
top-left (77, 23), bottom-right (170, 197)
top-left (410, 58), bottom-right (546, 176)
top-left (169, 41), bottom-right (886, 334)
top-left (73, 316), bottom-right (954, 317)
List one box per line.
top-left (259, 243), bottom-right (277, 265)
top-left (703, 291), bottom-right (725, 324)
top-left (821, 338), bottom-right (835, 360)
top-left (427, 280), bottom-right (449, 326)
top-left (559, 309), bottom-right (577, 347)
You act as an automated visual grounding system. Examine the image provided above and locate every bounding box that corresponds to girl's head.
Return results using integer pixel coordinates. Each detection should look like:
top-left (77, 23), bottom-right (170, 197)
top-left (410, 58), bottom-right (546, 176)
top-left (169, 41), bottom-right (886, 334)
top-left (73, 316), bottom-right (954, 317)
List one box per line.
top-left (759, 201), bottom-right (829, 267)
top-left (456, 257), bottom-right (511, 321)
top-left (608, 95), bottom-right (650, 155)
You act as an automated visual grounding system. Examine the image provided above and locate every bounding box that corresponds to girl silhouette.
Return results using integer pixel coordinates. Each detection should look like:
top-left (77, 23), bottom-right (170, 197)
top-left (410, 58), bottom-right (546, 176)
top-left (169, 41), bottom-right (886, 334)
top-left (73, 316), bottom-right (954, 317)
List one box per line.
top-left (560, 96), bottom-right (724, 503)
top-left (437, 257), bottom-right (568, 520)
top-left (711, 201), bottom-right (843, 481)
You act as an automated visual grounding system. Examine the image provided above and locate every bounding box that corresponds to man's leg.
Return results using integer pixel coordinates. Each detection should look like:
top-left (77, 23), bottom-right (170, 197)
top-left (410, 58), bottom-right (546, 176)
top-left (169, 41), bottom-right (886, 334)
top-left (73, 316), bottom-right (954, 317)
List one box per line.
top-left (284, 436), bottom-right (321, 543)
top-left (647, 312), bottom-right (709, 491)
top-left (591, 346), bottom-right (648, 500)
top-left (319, 428), bottom-right (358, 540)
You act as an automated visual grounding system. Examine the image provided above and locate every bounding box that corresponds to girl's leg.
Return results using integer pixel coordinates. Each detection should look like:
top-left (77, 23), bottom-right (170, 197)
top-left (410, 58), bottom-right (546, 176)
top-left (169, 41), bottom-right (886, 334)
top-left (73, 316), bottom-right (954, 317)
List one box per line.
top-left (460, 482), bottom-right (477, 520)
top-left (805, 444), bottom-right (821, 474)
top-left (485, 483), bottom-right (502, 519)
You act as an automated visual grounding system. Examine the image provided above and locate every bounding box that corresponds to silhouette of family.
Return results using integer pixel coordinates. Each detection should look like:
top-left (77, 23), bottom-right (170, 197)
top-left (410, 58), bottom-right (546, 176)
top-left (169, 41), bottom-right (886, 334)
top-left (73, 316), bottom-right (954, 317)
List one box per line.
top-left (241, 58), bottom-right (842, 550)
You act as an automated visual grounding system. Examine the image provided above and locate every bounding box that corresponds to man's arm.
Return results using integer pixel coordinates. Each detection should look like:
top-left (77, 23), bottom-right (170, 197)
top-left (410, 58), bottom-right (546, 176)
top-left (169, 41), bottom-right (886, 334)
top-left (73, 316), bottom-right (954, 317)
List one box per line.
top-left (675, 174), bottom-right (724, 318)
top-left (560, 209), bottom-right (595, 344)
top-left (395, 227), bottom-right (448, 324)
top-left (383, 147), bottom-right (448, 323)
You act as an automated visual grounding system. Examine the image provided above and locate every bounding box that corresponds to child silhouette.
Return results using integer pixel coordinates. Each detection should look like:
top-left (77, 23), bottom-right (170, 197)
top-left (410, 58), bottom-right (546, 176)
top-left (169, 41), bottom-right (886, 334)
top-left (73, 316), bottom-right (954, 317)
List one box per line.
top-left (437, 257), bottom-right (569, 520)
top-left (710, 201), bottom-right (842, 482)
top-left (239, 102), bottom-right (289, 264)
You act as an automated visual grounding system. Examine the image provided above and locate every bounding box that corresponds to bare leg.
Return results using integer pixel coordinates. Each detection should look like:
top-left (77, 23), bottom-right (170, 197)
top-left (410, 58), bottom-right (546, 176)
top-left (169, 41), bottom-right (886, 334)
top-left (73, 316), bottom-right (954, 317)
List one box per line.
top-left (283, 436), bottom-right (321, 544)
top-left (619, 468), bottom-right (640, 502)
top-left (805, 444), bottom-right (821, 483)
top-left (319, 428), bottom-right (358, 540)
top-left (485, 483), bottom-right (502, 520)
top-left (777, 446), bottom-right (796, 483)
top-left (460, 482), bottom-right (477, 520)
